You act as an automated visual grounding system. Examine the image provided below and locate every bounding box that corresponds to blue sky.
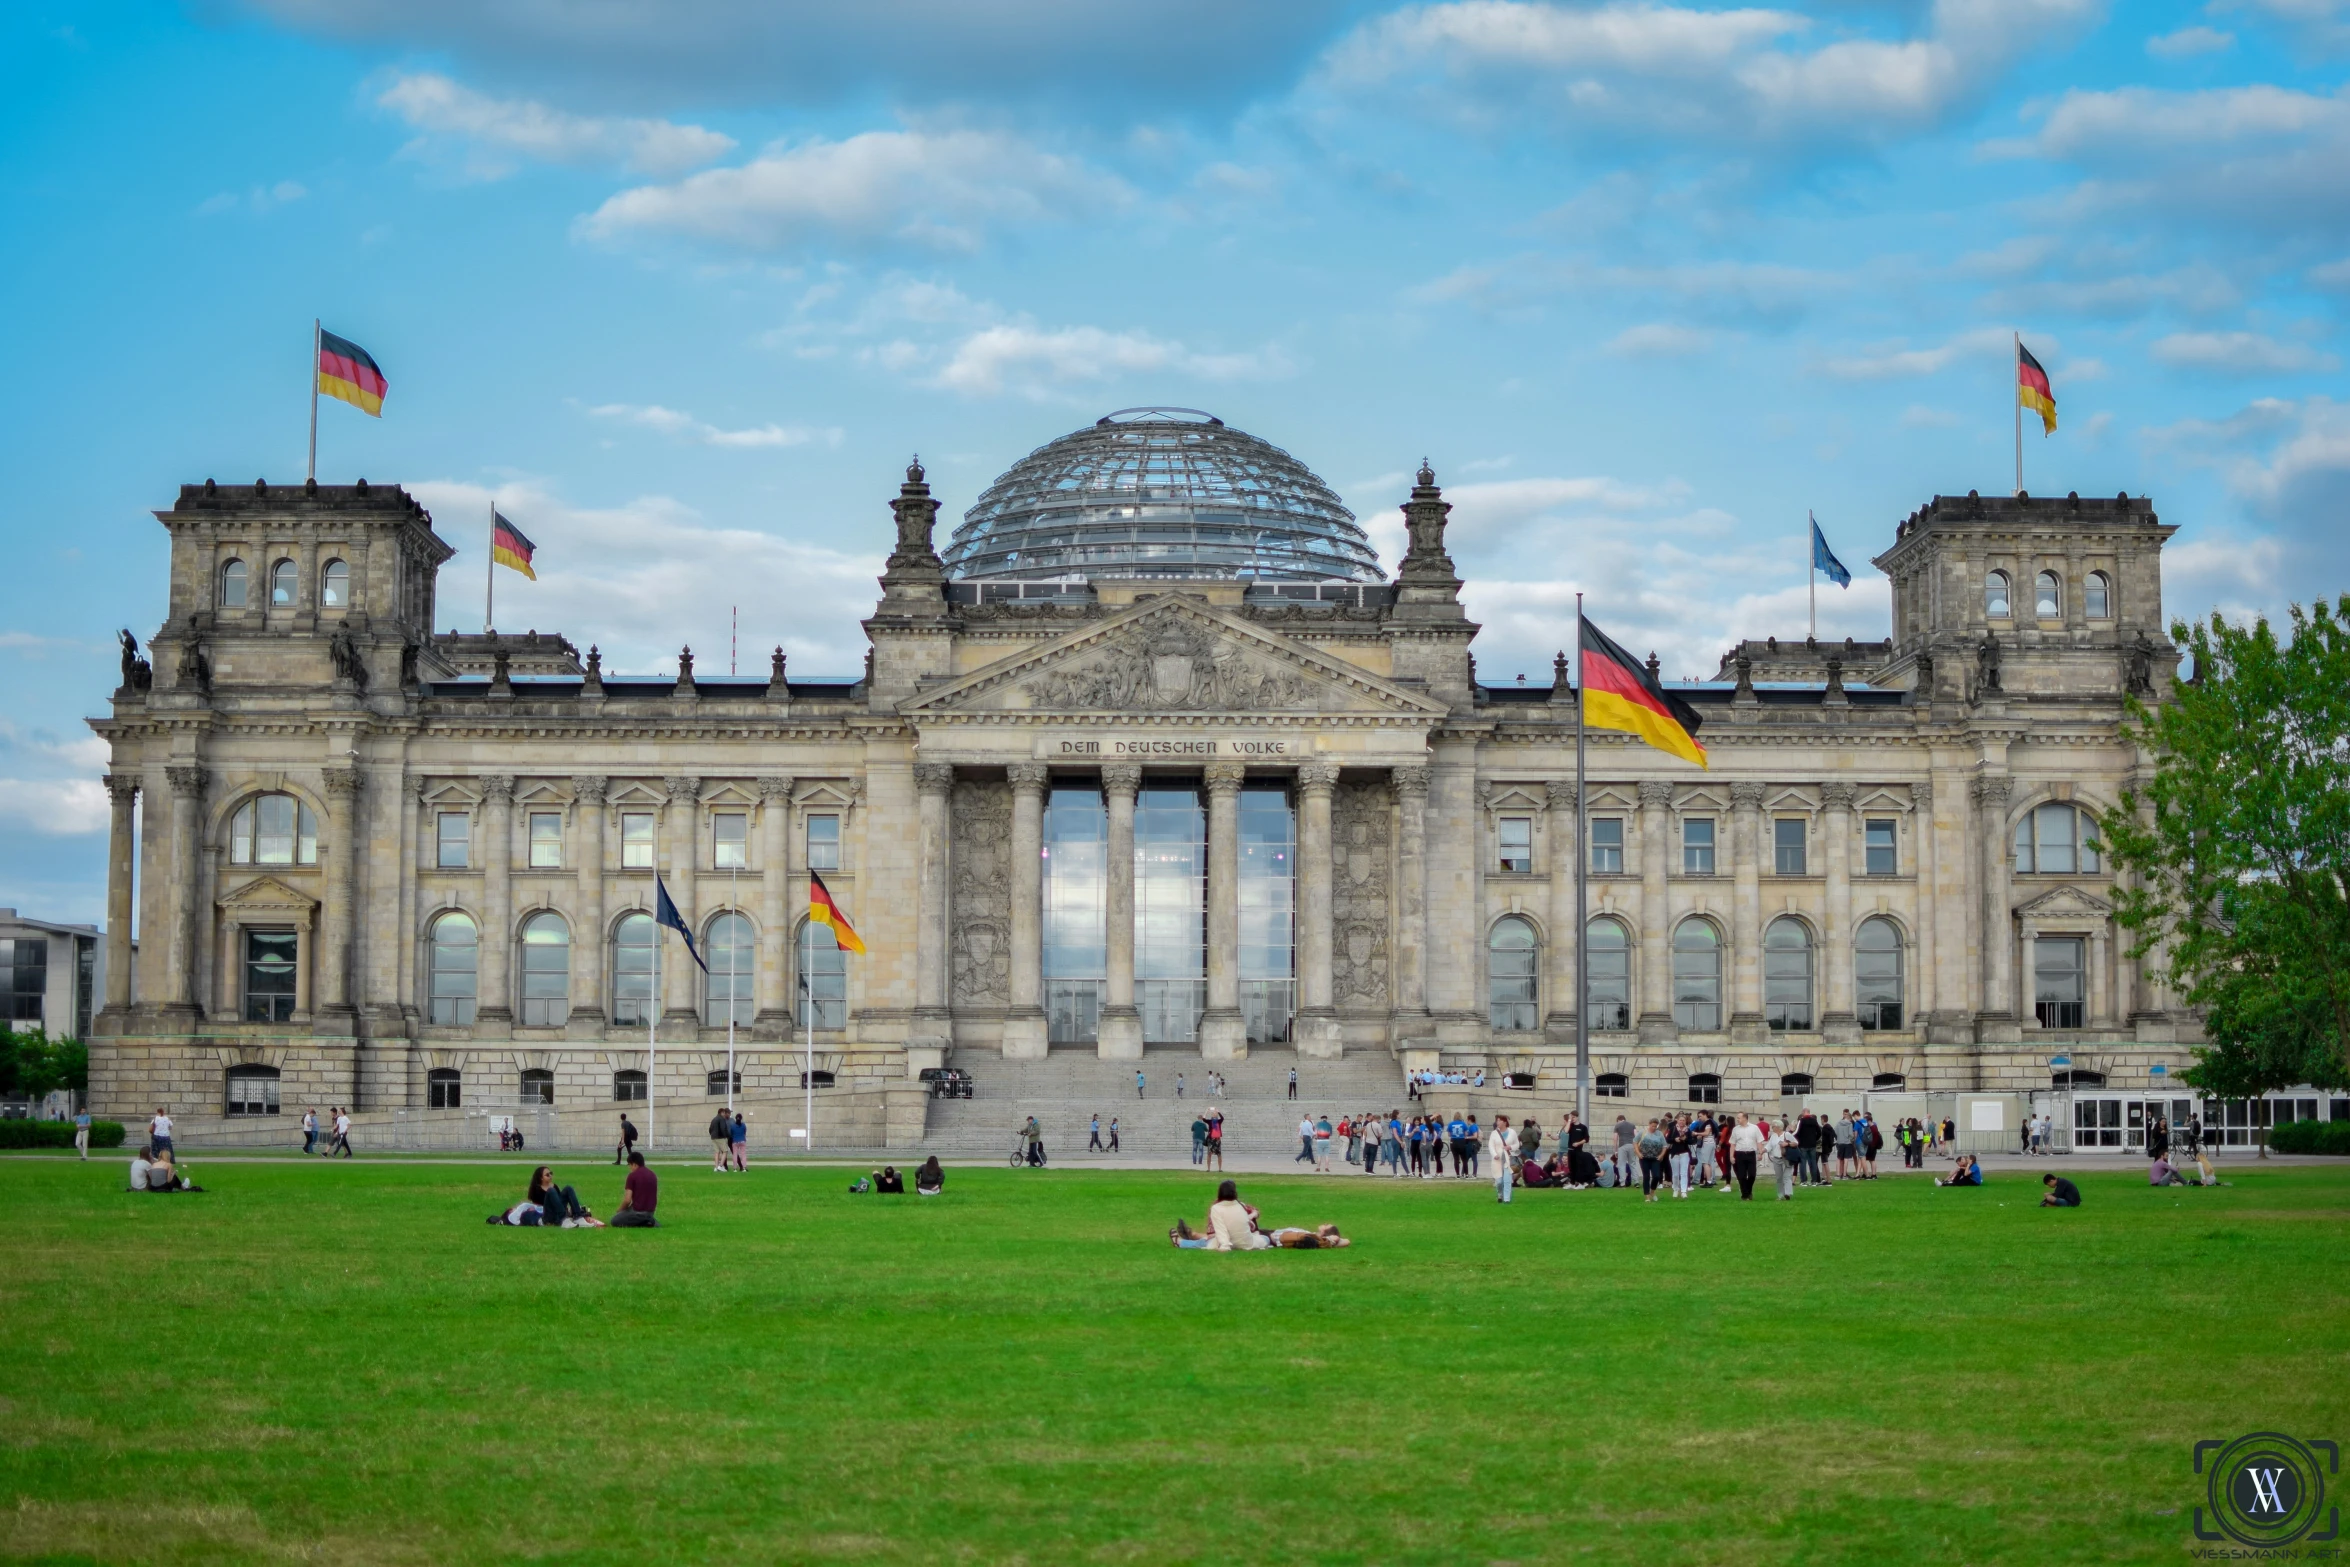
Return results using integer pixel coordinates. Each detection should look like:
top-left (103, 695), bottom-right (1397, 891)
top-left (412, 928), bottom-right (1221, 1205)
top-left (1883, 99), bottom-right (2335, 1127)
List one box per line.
top-left (4, 0), bottom-right (2348, 924)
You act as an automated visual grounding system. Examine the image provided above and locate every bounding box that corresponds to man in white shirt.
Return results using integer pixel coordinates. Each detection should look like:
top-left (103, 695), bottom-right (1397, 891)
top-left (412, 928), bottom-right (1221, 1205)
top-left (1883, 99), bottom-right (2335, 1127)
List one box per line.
top-left (331, 1109), bottom-right (353, 1159)
top-left (1487, 1115), bottom-right (1518, 1204)
top-left (1727, 1113), bottom-right (1766, 1200)
top-left (148, 1108), bottom-right (174, 1159)
top-left (1296, 1116), bottom-right (1316, 1165)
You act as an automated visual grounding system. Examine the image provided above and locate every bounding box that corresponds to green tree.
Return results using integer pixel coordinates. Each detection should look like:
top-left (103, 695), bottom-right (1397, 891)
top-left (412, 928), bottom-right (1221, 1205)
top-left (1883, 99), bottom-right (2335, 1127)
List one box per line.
top-left (2106, 597), bottom-right (2350, 1108)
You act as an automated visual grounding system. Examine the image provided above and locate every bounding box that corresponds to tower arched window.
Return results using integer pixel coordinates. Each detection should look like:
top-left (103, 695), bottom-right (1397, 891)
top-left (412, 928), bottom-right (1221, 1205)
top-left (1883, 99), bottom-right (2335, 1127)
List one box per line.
top-left (1671, 919), bottom-right (1721, 1032)
top-left (1487, 916), bottom-right (1539, 1032)
top-left (1855, 916), bottom-right (1905, 1030)
top-left (270, 559), bottom-right (297, 606)
top-left (1764, 917), bottom-right (1814, 1031)
top-left (320, 558), bottom-right (349, 607)
top-left (2085, 571), bottom-right (2111, 619)
top-left (230, 793), bottom-right (319, 866)
top-left (704, 911), bottom-right (755, 1026)
top-left (518, 912), bottom-right (570, 1027)
top-left (612, 913), bottom-right (656, 1026)
top-left (1584, 916), bottom-right (1632, 1032)
top-left (2035, 571), bottom-right (2062, 619)
top-left (2014, 803), bottom-right (2103, 874)
top-left (1986, 570), bottom-right (2011, 618)
top-left (220, 558), bottom-right (248, 608)
top-left (428, 912), bottom-right (478, 1025)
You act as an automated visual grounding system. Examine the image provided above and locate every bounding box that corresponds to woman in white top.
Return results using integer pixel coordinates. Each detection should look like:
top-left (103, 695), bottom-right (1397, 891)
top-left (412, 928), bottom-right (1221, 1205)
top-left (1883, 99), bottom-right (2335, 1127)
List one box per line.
top-left (1206, 1180), bottom-right (1269, 1250)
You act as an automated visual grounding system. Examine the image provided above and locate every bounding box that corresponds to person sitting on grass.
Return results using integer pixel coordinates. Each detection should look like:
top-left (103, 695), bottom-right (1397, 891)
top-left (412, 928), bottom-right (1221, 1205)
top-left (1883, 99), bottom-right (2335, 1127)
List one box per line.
top-left (131, 1147), bottom-right (203, 1193)
top-left (876, 1166), bottom-right (905, 1194)
top-left (916, 1156), bottom-right (945, 1196)
top-left (1167, 1180), bottom-right (1269, 1250)
top-left (2148, 1155), bottom-right (2188, 1188)
top-left (612, 1151), bottom-right (658, 1227)
top-left (1936, 1155), bottom-right (1983, 1187)
top-left (528, 1166), bottom-right (601, 1227)
top-left (2040, 1173), bottom-right (2081, 1208)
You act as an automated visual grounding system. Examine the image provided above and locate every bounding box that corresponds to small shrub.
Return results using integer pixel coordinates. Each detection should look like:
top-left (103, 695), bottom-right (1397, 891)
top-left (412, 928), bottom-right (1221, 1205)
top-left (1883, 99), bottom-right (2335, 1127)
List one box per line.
top-left (2268, 1119), bottom-right (2350, 1155)
top-left (0, 1120), bottom-right (125, 1150)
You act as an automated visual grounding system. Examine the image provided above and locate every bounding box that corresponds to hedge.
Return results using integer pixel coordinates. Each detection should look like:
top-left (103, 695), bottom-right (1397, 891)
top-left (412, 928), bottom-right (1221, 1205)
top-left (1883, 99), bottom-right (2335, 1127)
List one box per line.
top-left (2268, 1119), bottom-right (2350, 1155)
top-left (0, 1120), bottom-right (125, 1150)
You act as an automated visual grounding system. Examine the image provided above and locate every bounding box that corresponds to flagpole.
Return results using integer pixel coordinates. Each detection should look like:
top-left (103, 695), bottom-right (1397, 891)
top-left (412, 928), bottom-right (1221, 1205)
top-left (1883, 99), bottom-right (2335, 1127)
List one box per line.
top-left (485, 502), bottom-right (496, 634)
top-left (307, 319), bottom-right (320, 484)
top-left (802, 920), bottom-right (815, 1155)
top-left (2014, 332), bottom-right (2023, 498)
top-left (726, 863), bottom-right (737, 1120)
top-left (1807, 519), bottom-right (1817, 640)
top-left (1574, 593), bottom-right (1590, 1128)
top-left (648, 903), bottom-right (659, 1158)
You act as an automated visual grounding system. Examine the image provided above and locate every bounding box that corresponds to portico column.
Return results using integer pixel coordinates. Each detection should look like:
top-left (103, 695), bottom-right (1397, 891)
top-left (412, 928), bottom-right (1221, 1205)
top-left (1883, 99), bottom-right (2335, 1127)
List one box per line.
top-left (1728, 781), bottom-right (1765, 1041)
top-left (572, 777), bottom-right (609, 1028)
top-left (319, 767), bottom-right (362, 1027)
top-left (912, 763), bottom-right (956, 1042)
top-left (1198, 763), bottom-right (1246, 1061)
top-left (1636, 780), bottom-right (1675, 1042)
top-left (1394, 766), bottom-right (1431, 1031)
top-left (163, 764), bottom-right (205, 1018)
top-left (1098, 764), bottom-right (1142, 1060)
top-left (101, 776), bottom-right (139, 1023)
top-left (477, 775), bottom-right (515, 1026)
top-left (1294, 760), bottom-right (1342, 1059)
top-left (1543, 778), bottom-right (1577, 1043)
top-left (661, 776), bottom-right (700, 1024)
top-left (1003, 764), bottom-right (1049, 1060)
top-left (1973, 775), bottom-right (2015, 1038)
top-left (1914, 781), bottom-right (1940, 1035)
top-left (1820, 780), bottom-right (1860, 1042)
top-left (752, 777), bottom-right (792, 1037)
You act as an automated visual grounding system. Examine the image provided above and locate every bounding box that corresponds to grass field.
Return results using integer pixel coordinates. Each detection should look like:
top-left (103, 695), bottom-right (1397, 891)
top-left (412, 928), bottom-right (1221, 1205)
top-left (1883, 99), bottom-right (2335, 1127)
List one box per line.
top-left (2, 1155), bottom-right (2346, 1565)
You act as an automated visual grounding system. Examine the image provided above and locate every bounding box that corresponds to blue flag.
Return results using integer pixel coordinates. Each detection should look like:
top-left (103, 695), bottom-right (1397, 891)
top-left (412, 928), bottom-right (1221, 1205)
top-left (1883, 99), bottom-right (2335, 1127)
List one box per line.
top-left (1810, 512), bottom-right (1851, 589)
top-left (654, 877), bottom-right (706, 972)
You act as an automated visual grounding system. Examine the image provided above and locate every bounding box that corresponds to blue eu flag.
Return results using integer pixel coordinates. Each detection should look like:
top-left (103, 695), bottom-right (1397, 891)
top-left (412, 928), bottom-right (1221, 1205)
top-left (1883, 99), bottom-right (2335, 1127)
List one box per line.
top-left (1810, 512), bottom-right (1851, 588)
top-left (655, 877), bottom-right (707, 972)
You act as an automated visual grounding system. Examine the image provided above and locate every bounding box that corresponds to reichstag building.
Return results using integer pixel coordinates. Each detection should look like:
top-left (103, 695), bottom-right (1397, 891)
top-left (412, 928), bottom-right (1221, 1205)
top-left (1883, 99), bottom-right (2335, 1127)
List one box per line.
top-left (89, 406), bottom-right (2195, 1135)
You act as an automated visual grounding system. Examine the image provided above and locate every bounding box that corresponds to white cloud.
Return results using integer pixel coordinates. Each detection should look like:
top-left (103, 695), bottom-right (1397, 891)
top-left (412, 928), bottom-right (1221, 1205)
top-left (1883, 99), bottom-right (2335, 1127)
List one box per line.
top-left (2148, 395), bottom-right (2350, 518)
top-left (2146, 25), bottom-right (2234, 56)
top-left (1816, 326), bottom-right (2014, 379)
top-left (1415, 255), bottom-right (1831, 325)
top-left (1900, 404), bottom-right (1961, 427)
top-left (2011, 83), bottom-right (2350, 231)
top-left (581, 128), bottom-right (1129, 253)
top-left (0, 778), bottom-right (108, 836)
top-left (2214, 0), bottom-right (2350, 52)
top-left (377, 71), bottom-right (734, 178)
top-left (2309, 256), bottom-right (2350, 287)
top-left (586, 403), bottom-right (843, 448)
top-left (2150, 330), bottom-right (2339, 372)
top-left (1605, 322), bottom-right (1713, 356)
top-left (924, 323), bottom-right (1289, 399)
top-left (195, 180), bottom-right (308, 216)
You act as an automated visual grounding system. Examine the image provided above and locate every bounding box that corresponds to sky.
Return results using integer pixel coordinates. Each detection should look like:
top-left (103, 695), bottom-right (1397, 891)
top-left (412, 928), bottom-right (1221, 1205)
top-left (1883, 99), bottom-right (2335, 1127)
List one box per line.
top-left (3, 0), bottom-right (2348, 926)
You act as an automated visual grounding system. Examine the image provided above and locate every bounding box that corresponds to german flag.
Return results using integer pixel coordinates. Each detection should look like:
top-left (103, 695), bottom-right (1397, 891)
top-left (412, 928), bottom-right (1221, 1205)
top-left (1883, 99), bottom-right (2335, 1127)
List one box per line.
top-left (492, 511), bottom-right (537, 580)
top-left (317, 329), bottom-right (387, 417)
top-left (808, 870), bottom-right (866, 955)
top-left (1580, 615), bottom-right (1706, 769)
top-left (2018, 339), bottom-right (2056, 436)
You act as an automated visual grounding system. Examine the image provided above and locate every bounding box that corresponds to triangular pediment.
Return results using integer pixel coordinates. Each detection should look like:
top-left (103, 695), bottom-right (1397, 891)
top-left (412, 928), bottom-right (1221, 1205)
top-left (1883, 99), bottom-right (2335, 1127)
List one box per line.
top-left (906, 596), bottom-right (1446, 719)
top-left (219, 874), bottom-right (319, 912)
top-left (2016, 884), bottom-right (2112, 920)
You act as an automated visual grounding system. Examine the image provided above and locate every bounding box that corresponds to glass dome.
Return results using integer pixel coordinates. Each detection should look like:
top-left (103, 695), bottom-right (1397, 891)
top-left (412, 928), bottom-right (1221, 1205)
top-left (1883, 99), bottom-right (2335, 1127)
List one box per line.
top-left (940, 407), bottom-right (1384, 584)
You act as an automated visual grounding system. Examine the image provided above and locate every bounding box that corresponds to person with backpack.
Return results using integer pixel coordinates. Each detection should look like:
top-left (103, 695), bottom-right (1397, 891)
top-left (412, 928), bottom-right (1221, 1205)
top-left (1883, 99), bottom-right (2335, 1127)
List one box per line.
top-left (614, 1112), bottom-right (639, 1166)
top-left (709, 1108), bottom-right (733, 1172)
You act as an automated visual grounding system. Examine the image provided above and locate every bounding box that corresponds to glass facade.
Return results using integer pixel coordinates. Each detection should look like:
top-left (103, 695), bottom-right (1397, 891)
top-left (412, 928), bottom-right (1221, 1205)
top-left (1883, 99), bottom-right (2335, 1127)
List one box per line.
top-left (2035, 936), bottom-right (2085, 1028)
top-left (1671, 920), bottom-right (1721, 1031)
top-left (1136, 786), bottom-right (1206, 1042)
top-left (611, 913), bottom-right (654, 1025)
top-left (1042, 785), bottom-right (1106, 1043)
top-left (1762, 917), bottom-right (1813, 1031)
top-left (1239, 784), bottom-right (1295, 1045)
top-left (518, 912), bottom-right (569, 1026)
top-left (1585, 917), bottom-right (1631, 1031)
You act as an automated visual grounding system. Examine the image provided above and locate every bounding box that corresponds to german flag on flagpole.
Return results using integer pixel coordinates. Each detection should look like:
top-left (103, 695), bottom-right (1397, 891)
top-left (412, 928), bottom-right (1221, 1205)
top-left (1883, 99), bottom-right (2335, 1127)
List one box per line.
top-left (809, 870), bottom-right (866, 955)
top-left (316, 329), bottom-right (387, 416)
top-left (491, 511), bottom-right (537, 579)
top-left (1581, 614), bottom-right (1707, 769)
top-left (2018, 339), bottom-right (2057, 435)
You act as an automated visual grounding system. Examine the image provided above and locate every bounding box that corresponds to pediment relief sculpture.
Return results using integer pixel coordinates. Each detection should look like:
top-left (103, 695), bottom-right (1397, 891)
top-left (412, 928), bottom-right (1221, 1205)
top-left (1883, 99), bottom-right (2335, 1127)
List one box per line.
top-left (2016, 884), bottom-right (2113, 920)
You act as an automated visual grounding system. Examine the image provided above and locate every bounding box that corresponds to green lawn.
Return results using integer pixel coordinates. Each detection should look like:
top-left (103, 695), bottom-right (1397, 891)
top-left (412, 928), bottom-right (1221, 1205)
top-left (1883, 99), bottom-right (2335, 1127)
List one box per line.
top-left (2, 1156), bottom-right (2345, 1565)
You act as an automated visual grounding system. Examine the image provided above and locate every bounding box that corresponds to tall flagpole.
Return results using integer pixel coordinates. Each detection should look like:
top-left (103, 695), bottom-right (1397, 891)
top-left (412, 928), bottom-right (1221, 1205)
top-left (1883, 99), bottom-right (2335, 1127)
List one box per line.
top-left (726, 864), bottom-right (738, 1119)
top-left (485, 502), bottom-right (497, 634)
top-left (1574, 592), bottom-right (1590, 1127)
top-left (648, 911), bottom-right (659, 1156)
top-left (1807, 517), bottom-right (1817, 640)
top-left (2014, 331), bottom-right (2024, 498)
top-left (306, 319), bottom-right (320, 484)
top-left (802, 920), bottom-right (815, 1154)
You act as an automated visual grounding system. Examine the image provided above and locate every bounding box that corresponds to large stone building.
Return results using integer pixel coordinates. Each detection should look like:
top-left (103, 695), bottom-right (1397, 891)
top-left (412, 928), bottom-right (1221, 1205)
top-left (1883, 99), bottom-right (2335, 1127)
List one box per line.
top-left (89, 406), bottom-right (2200, 1132)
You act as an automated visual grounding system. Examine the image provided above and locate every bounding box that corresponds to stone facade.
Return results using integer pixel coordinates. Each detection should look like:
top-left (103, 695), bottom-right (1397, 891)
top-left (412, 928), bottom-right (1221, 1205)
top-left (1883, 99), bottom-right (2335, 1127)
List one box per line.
top-left (89, 463), bottom-right (2201, 1126)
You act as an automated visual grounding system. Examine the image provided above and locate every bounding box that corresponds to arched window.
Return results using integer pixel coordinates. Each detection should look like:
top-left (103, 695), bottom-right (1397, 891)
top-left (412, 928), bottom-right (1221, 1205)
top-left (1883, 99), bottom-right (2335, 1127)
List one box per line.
top-left (2014, 803), bottom-right (2103, 874)
top-left (225, 1064), bottom-right (280, 1117)
top-left (1487, 915), bottom-right (1539, 1032)
top-left (320, 558), bottom-right (349, 607)
top-left (1594, 1072), bottom-right (1629, 1099)
top-left (612, 1069), bottom-right (647, 1103)
top-left (230, 793), bottom-right (319, 866)
top-left (1584, 916), bottom-right (1631, 1032)
top-left (707, 1069), bottom-right (742, 1097)
top-left (270, 559), bottom-right (297, 606)
top-left (1871, 1072), bottom-right (1907, 1090)
top-left (1779, 1072), bottom-right (1814, 1097)
top-left (1986, 570), bottom-right (2011, 618)
top-left (1763, 917), bottom-right (1814, 1031)
top-left (1672, 920), bottom-right (1721, 1031)
top-left (220, 558), bottom-right (248, 608)
top-left (2085, 571), bottom-right (2111, 618)
top-left (427, 912), bottom-right (477, 1025)
top-left (798, 918), bottom-right (847, 1031)
top-left (427, 1067), bottom-right (461, 1108)
top-left (519, 1067), bottom-right (555, 1105)
top-left (705, 911), bottom-right (755, 1026)
top-left (612, 913), bottom-right (656, 1026)
top-left (2034, 570), bottom-right (2062, 619)
top-left (1855, 916), bottom-right (1905, 1030)
top-left (518, 912), bottom-right (570, 1027)
top-left (2052, 1068), bottom-right (2104, 1088)
top-left (1687, 1072), bottom-right (1722, 1104)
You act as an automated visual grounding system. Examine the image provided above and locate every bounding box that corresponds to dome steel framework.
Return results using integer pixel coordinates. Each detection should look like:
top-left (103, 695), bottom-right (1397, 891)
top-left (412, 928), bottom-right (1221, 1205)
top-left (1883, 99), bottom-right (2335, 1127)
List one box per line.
top-left (939, 407), bottom-right (1384, 584)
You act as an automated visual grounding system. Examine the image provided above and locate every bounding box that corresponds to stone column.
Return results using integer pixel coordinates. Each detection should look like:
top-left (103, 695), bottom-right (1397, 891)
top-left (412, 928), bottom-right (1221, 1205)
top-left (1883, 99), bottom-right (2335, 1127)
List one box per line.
top-left (1294, 760), bottom-right (1342, 1058)
top-left (1636, 780), bottom-right (1675, 1042)
top-left (753, 777), bottom-right (793, 1037)
top-left (1912, 780), bottom-right (1940, 1035)
top-left (661, 776), bottom-right (700, 1024)
top-left (163, 764), bottom-right (205, 1018)
top-left (1198, 762), bottom-right (1246, 1061)
top-left (475, 776), bottom-right (515, 1026)
top-left (1973, 774), bottom-right (2016, 1038)
top-left (1098, 764), bottom-right (1142, 1059)
top-left (571, 777), bottom-right (608, 1029)
top-left (1728, 781), bottom-right (1765, 1041)
top-left (912, 763), bottom-right (957, 1047)
top-left (2090, 925), bottom-right (2112, 1027)
top-left (1820, 780), bottom-right (1860, 1042)
top-left (102, 776), bottom-right (139, 1021)
top-left (319, 767), bottom-right (362, 1027)
top-left (1394, 766), bottom-right (1431, 1031)
top-left (1003, 764), bottom-right (1049, 1060)
top-left (1543, 778), bottom-right (1578, 1042)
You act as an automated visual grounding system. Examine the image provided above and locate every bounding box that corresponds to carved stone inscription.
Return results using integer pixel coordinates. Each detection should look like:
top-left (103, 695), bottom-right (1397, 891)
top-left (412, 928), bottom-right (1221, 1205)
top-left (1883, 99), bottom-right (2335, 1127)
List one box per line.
top-left (1332, 780), bottom-right (1391, 1009)
top-left (950, 778), bottom-right (1011, 1006)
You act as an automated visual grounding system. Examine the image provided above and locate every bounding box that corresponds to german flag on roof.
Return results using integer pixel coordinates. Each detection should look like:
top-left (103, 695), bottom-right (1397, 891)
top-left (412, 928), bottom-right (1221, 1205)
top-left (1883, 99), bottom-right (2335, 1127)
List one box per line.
top-left (317, 329), bottom-right (387, 417)
top-left (1581, 614), bottom-right (1706, 769)
top-left (2018, 339), bottom-right (2056, 436)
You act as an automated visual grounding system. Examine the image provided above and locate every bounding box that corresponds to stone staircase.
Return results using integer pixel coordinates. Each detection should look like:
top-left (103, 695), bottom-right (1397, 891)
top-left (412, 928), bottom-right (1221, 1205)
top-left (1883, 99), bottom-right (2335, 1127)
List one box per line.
top-left (922, 1048), bottom-right (1410, 1161)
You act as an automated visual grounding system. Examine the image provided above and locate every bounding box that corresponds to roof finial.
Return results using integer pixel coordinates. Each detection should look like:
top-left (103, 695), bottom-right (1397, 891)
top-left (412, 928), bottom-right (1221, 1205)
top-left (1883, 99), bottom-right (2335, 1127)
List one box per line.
top-left (1416, 457), bottom-right (1436, 488)
top-left (907, 453), bottom-right (926, 485)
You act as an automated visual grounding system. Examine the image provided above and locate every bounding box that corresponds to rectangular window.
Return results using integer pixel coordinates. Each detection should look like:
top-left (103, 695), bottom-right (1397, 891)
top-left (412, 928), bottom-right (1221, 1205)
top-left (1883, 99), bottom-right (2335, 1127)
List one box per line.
top-left (2034, 936), bottom-right (2085, 1029)
top-left (1774, 818), bottom-right (1808, 875)
top-left (3, 938), bottom-right (47, 1026)
top-left (1865, 818), bottom-right (1898, 876)
top-left (1682, 818), bottom-right (1715, 875)
top-left (621, 812), bottom-right (655, 869)
top-left (528, 812), bottom-right (563, 868)
top-left (1239, 785), bottom-right (1296, 1047)
top-left (1498, 816), bottom-right (1533, 873)
top-left (807, 814), bottom-right (841, 871)
top-left (436, 812), bottom-right (470, 869)
top-left (1590, 817), bottom-right (1624, 874)
top-left (712, 811), bottom-right (748, 869)
top-left (244, 929), bottom-right (298, 1023)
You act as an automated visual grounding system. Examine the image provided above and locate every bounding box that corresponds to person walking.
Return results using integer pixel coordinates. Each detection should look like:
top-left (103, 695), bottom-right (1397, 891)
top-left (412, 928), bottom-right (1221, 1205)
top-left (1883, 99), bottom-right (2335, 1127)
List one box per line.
top-left (300, 1107), bottom-right (318, 1156)
top-left (1021, 1115), bottom-right (1045, 1167)
top-left (1638, 1118), bottom-right (1667, 1202)
top-left (1135, 1069), bottom-right (1146, 1100)
top-left (1835, 1111), bottom-right (1858, 1180)
top-left (1666, 1114), bottom-right (1693, 1199)
top-left (1089, 1114), bottom-right (1105, 1152)
top-left (1190, 1114), bottom-right (1208, 1166)
top-left (1296, 1114), bottom-right (1316, 1165)
top-left (728, 1110), bottom-right (748, 1171)
top-left (1488, 1115), bottom-right (1516, 1204)
top-left (331, 1107), bottom-right (353, 1158)
top-left (709, 1107), bottom-right (733, 1171)
top-left (1770, 1120), bottom-right (1800, 1200)
top-left (1612, 1112), bottom-right (1638, 1189)
top-left (1464, 1113), bottom-right (1483, 1178)
top-left (615, 1113), bottom-right (639, 1166)
top-left (148, 1107), bottom-right (175, 1161)
top-left (1288, 1067), bottom-right (1298, 1101)
top-left (1729, 1112), bottom-right (1764, 1200)
top-left (1108, 1116), bottom-right (1121, 1153)
top-left (73, 1106), bottom-right (92, 1161)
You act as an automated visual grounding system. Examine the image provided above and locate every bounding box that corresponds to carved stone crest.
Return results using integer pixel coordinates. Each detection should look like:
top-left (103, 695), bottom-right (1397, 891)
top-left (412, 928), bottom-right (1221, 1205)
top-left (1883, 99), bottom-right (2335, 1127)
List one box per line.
top-left (1024, 616), bottom-right (1313, 712)
top-left (1332, 781), bottom-right (1391, 1007)
top-left (950, 778), bottom-right (1011, 1006)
